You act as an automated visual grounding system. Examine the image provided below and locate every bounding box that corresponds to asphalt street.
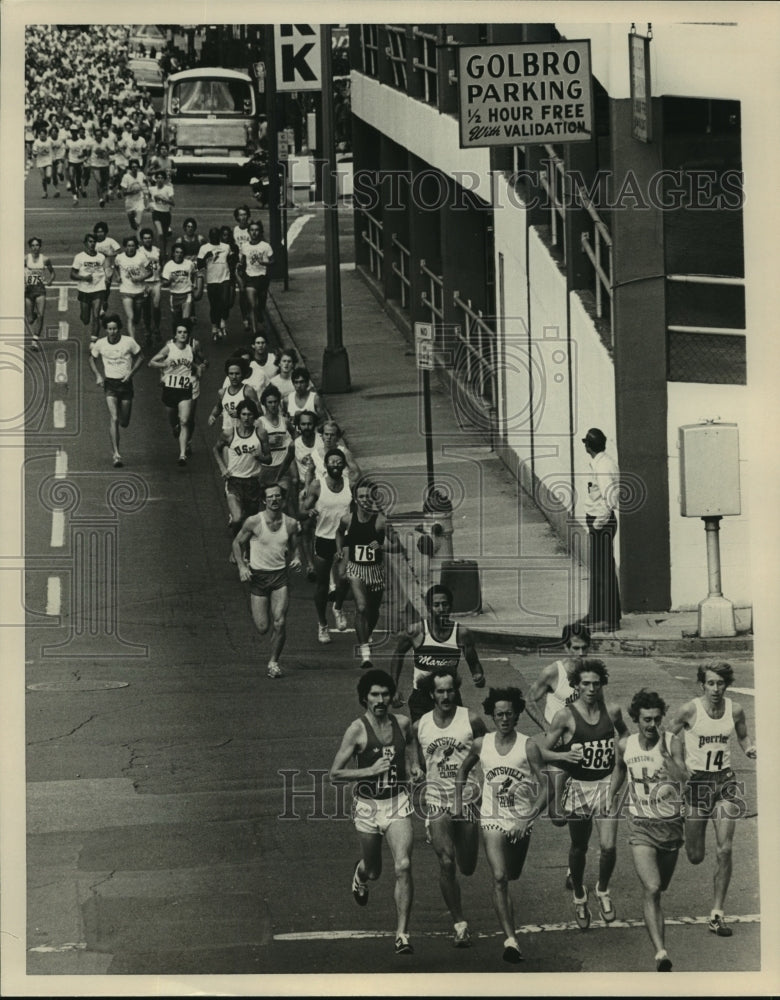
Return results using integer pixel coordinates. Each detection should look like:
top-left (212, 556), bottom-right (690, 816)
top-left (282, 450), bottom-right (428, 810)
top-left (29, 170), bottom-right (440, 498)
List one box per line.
top-left (19, 173), bottom-right (760, 987)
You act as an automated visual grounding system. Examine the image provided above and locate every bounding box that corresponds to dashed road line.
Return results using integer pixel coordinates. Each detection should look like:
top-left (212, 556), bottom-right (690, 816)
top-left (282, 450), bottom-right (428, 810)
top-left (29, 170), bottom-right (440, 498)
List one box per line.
top-left (55, 448), bottom-right (68, 478)
top-left (45, 576), bottom-right (61, 617)
top-left (50, 510), bottom-right (65, 548)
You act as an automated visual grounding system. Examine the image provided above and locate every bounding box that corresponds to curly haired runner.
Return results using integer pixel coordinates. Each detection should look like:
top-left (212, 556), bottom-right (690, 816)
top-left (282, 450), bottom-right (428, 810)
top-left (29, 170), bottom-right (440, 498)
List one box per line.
top-left (329, 669), bottom-right (423, 957)
top-left (456, 686), bottom-right (548, 964)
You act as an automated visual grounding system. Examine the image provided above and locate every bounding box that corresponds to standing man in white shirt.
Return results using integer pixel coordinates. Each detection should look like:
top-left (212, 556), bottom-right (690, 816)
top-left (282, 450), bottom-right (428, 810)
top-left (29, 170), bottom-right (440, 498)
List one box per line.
top-left (580, 427), bottom-right (621, 632)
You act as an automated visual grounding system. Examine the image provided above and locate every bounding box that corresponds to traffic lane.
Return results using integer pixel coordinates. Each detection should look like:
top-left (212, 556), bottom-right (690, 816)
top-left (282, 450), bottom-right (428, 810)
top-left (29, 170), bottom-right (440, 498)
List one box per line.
top-left (24, 172), bottom-right (354, 279)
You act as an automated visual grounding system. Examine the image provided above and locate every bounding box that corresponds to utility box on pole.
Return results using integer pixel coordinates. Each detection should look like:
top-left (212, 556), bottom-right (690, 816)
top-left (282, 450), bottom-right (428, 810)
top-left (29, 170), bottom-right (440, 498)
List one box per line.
top-left (678, 422), bottom-right (740, 637)
top-left (679, 422), bottom-right (741, 516)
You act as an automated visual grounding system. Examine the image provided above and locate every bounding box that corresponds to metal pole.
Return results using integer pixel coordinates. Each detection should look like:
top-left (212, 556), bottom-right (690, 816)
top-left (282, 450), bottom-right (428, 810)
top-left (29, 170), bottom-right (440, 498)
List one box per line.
top-left (422, 368), bottom-right (435, 498)
top-left (319, 23), bottom-right (351, 393)
top-left (264, 26), bottom-right (287, 292)
top-left (697, 515), bottom-right (736, 637)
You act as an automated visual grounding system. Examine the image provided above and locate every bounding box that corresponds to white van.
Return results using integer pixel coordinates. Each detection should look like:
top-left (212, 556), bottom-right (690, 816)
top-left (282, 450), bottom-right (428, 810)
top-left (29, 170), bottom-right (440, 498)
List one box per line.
top-left (161, 67), bottom-right (259, 179)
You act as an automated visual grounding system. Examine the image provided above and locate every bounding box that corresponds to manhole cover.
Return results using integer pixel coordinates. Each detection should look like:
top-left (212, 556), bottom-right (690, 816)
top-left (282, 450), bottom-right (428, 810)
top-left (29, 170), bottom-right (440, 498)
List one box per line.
top-left (27, 680), bottom-right (129, 692)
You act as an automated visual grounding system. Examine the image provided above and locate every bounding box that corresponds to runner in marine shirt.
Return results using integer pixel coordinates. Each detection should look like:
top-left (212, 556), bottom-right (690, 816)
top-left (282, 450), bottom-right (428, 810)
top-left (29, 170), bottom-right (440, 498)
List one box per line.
top-left (391, 583), bottom-right (486, 723)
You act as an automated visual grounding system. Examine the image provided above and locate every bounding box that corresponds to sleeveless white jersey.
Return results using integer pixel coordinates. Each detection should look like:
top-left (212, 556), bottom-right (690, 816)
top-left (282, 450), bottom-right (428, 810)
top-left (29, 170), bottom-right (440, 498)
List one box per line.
top-left (545, 660), bottom-right (577, 723)
top-left (226, 426), bottom-right (264, 479)
top-left (623, 732), bottom-right (681, 819)
top-left (258, 414), bottom-right (291, 467)
top-left (479, 732), bottom-right (537, 828)
top-left (684, 697), bottom-right (735, 773)
top-left (294, 436), bottom-right (319, 481)
top-left (161, 341), bottom-right (194, 389)
top-left (249, 513), bottom-right (292, 572)
top-left (221, 384), bottom-right (250, 428)
top-left (314, 476), bottom-right (351, 539)
top-left (417, 706), bottom-right (476, 808)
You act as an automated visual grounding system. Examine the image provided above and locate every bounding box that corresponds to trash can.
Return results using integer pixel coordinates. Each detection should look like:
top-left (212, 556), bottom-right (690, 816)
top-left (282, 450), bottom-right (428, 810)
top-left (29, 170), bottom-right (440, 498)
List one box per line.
top-left (439, 559), bottom-right (482, 614)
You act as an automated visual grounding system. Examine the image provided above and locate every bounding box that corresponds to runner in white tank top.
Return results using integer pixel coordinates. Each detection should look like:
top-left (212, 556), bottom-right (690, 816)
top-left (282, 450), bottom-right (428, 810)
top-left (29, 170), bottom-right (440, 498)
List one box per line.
top-left (414, 671), bottom-right (487, 947)
top-left (301, 448), bottom-right (353, 643)
top-left (668, 661), bottom-right (757, 939)
top-left (457, 687), bottom-right (546, 964)
top-left (232, 482), bottom-right (304, 679)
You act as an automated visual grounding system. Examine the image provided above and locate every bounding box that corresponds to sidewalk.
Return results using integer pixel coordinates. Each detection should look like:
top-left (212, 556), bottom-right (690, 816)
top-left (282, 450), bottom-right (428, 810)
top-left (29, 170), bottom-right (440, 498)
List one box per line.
top-left (266, 258), bottom-right (753, 658)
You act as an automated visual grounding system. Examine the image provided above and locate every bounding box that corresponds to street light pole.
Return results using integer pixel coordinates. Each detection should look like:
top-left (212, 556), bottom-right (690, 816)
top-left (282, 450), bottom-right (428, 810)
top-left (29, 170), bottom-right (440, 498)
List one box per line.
top-left (264, 25), bottom-right (287, 309)
top-left (319, 23), bottom-right (351, 393)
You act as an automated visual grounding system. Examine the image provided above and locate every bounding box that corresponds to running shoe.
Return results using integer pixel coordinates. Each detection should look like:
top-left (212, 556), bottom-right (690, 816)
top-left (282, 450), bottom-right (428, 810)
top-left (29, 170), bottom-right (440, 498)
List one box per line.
top-left (351, 860), bottom-right (368, 906)
top-left (595, 886), bottom-right (616, 923)
top-left (708, 913), bottom-right (733, 937)
top-left (178, 457), bottom-right (187, 467)
top-left (42, 192), bottom-right (48, 199)
top-left (99, 198), bottom-right (105, 208)
top-left (502, 938), bottom-right (523, 963)
top-left (360, 660), bottom-right (373, 670)
top-left (656, 954), bottom-right (673, 972)
top-left (113, 455), bottom-right (123, 468)
top-left (318, 624), bottom-right (331, 644)
top-left (53, 190), bottom-right (60, 198)
top-left (267, 661), bottom-right (282, 679)
top-left (573, 888), bottom-right (591, 931)
top-left (334, 608), bottom-right (348, 631)
top-left (453, 922), bottom-right (471, 948)
top-left (394, 933), bottom-right (413, 955)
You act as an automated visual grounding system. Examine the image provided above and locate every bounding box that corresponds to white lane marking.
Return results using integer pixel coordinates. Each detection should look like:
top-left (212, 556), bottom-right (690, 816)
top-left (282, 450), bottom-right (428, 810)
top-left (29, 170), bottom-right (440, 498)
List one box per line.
top-left (55, 448), bottom-right (68, 479)
top-left (288, 262), bottom-right (355, 275)
top-left (29, 942), bottom-right (86, 954)
top-left (45, 577), bottom-right (61, 616)
top-left (274, 913), bottom-right (761, 941)
top-left (285, 213), bottom-right (315, 249)
top-left (54, 353), bottom-right (68, 384)
top-left (53, 400), bottom-right (66, 429)
top-left (50, 510), bottom-right (65, 548)
top-left (674, 677), bottom-right (754, 696)
top-left (58, 320), bottom-right (69, 340)
top-left (483, 657), bottom-right (509, 662)
top-left (58, 286), bottom-right (68, 311)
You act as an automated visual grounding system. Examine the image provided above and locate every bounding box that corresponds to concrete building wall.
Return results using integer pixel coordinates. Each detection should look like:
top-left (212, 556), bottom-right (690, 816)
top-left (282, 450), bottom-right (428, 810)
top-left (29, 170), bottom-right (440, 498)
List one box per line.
top-left (351, 73), bottom-right (492, 195)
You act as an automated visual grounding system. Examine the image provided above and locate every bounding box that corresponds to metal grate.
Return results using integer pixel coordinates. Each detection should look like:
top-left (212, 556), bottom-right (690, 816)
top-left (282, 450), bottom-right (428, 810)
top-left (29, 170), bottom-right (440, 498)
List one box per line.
top-left (667, 332), bottom-right (746, 384)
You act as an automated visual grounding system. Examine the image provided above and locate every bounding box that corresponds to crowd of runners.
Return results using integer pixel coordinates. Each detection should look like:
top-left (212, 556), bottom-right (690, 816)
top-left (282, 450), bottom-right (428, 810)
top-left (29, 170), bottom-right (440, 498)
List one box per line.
top-left (26, 25), bottom-right (167, 207)
top-left (24, 25), bottom-right (758, 976)
top-left (332, 615), bottom-right (757, 969)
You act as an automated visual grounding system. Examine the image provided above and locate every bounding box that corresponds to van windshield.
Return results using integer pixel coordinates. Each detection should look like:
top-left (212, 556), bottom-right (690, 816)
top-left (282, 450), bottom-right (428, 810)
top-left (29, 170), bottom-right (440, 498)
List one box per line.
top-left (169, 78), bottom-right (254, 115)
